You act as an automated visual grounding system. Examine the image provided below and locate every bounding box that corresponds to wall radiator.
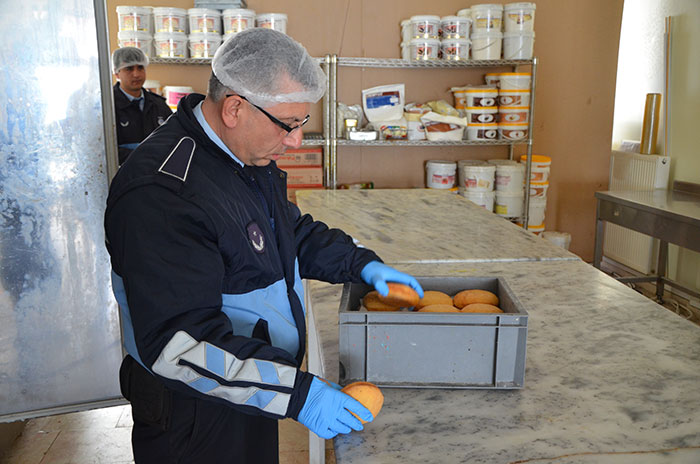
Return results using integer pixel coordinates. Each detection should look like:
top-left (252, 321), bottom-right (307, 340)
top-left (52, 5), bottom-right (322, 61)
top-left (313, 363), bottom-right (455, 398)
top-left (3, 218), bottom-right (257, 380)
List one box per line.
top-left (603, 150), bottom-right (671, 274)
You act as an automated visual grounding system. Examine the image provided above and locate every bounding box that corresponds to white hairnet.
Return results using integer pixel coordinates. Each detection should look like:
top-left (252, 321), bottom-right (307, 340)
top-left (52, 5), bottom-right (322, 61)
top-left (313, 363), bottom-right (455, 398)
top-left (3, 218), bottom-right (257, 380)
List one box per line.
top-left (112, 47), bottom-right (149, 74)
top-left (212, 28), bottom-right (326, 108)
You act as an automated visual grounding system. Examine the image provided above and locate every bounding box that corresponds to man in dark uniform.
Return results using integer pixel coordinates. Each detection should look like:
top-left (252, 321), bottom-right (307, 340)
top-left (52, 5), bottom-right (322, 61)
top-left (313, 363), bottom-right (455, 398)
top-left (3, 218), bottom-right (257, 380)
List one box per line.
top-left (104, 29), bottom-right (423, 463)
top-left (112, 47), bottom-right (172, 165)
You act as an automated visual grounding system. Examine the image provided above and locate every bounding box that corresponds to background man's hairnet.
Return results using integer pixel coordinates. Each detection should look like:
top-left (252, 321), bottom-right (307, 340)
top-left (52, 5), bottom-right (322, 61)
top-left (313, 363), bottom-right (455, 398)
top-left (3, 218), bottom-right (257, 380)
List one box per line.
top-left (211, 28), bottom-right (327, 108)
top-left (112, 47), bottom-right (149, 74)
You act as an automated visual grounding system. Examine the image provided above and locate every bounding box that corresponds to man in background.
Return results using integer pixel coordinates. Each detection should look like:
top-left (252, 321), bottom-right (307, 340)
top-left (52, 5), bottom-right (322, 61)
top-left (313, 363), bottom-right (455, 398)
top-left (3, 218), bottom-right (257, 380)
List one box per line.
top-left (112, 47), bottom-right (172, 165)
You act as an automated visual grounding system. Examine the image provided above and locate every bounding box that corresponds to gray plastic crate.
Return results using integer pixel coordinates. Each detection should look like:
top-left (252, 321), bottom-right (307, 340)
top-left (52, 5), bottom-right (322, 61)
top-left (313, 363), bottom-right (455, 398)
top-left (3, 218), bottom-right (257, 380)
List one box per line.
top-left (339, 276), bottom-right (528, 389)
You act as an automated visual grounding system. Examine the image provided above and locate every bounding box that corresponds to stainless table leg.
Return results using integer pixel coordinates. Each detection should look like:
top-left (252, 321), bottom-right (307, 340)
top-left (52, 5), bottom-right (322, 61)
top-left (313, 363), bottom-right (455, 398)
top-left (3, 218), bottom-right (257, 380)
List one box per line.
top-left (593, 201), bottom-right (604, 269)
top-left (656, 240), bottom-right (668, 303)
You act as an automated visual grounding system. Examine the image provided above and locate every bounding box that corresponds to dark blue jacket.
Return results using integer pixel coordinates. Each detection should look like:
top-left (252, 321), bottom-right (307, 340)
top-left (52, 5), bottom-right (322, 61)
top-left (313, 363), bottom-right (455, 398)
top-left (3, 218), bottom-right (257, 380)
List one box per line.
top-left (104, 93), bottom-right (380, 421)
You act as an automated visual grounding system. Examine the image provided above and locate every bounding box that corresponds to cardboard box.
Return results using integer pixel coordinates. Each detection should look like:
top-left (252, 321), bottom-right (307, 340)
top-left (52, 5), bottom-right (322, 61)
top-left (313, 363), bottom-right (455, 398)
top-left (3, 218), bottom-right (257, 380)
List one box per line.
top-left (283, 166), bottom-right (324, 187)
top-left (276, 148), bottom-right (323, 167)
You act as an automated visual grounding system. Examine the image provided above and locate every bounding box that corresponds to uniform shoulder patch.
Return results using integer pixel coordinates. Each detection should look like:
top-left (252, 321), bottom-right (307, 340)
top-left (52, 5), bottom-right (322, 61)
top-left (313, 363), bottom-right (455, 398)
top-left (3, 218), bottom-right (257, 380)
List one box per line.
top-left (158, 137), bottom-right (195, 182)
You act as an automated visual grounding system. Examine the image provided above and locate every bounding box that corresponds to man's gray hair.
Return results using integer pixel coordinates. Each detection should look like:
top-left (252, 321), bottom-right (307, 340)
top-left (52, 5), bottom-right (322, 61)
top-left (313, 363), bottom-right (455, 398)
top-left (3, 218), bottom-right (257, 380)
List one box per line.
top-left (207, 72), bottom-right (231, 102)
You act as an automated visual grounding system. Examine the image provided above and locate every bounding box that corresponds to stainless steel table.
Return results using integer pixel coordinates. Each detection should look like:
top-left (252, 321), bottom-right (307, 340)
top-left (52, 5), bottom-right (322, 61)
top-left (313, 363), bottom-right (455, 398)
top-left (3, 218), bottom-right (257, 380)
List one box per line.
top-left (593, 181), bottom-right (700, 301)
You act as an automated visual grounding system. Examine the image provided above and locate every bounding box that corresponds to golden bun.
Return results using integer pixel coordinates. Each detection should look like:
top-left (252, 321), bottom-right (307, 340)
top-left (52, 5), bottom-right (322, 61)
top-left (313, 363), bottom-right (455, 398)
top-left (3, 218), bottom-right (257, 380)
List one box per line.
top-left (415, 290), bottom-right (453, 309)
top-left (363, 291), bottom-right (399, 311)
top-left (453, 289), bottom-right (499, 309)
top-left (377, 283), bottom-right (420, 308)
top-left (417, 304), bottom-right (460, 313)
top-left (341, 381), bottom-right (384, 424)
top-left (460, 303), bottom-right (503, 313)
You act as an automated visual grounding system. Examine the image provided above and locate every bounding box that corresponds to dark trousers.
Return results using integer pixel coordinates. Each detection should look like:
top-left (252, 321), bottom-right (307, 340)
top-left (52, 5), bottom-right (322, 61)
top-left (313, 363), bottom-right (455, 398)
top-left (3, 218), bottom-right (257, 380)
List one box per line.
top-left (120, 356), bottom-right (279, 463)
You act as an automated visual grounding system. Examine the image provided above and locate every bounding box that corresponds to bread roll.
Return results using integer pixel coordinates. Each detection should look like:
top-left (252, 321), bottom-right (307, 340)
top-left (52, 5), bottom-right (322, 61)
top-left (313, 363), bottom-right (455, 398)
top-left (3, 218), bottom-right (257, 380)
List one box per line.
top-left (453, 289), bottom-right (499, 308)
top-left (460, 303), bottom-right (503, 313)
top-left (341, 381), bottom-right (384, 424)
top-left (417, 304), bottom-right (460, 312)
top-left (363, 291), bottom-right (400, 311)
top-left (415, 290), bottom-right (453, 309)
top-left (377, 283), bottom-right (420, 308)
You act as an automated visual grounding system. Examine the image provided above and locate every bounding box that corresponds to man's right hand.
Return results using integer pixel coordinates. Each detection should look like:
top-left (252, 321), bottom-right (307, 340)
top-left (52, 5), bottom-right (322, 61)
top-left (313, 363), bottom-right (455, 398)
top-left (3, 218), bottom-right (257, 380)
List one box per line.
top-left (297, 377), bottom-right (373, 439)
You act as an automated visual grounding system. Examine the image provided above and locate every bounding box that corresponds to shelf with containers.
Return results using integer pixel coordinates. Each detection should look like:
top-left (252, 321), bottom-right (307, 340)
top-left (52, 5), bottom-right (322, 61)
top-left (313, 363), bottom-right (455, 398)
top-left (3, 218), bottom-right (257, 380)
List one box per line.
top-left (326, 55), bottom-right (539, 227)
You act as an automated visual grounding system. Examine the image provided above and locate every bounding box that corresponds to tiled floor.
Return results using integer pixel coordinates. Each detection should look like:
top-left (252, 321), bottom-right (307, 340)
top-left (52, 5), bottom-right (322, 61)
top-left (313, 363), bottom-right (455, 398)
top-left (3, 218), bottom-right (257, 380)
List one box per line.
top-left (0, 405), bottom-right (335, 464)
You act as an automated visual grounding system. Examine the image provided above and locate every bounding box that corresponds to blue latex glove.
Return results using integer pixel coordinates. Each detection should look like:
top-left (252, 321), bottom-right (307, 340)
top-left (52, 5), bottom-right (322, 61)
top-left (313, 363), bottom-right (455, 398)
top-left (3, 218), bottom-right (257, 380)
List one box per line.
top-left (297, 377), bottom-right (373, 439)
top-left (361, 261), bottom-right (424, 298)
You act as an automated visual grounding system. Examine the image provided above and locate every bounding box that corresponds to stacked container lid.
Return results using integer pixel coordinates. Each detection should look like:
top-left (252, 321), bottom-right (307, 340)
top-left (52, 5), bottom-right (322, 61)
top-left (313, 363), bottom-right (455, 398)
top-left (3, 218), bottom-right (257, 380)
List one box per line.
top-left (517, 154), bottom-right (551, 234)
top-left (116, 6), bottom-right (154, 57)
top-left (187, 8), bottom-right (222, 58)
top-left (400, 14), bottom-right (472, 61)
top-left (457, 160), bottom-right (496, 211)
top-left (489, 159), bottom-right (525, 218)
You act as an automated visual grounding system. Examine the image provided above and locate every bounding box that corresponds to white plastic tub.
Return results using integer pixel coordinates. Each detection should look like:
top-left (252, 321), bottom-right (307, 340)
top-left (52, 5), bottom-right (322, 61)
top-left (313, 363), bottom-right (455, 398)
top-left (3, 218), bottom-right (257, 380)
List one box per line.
top-left (163, 85), bottom-right (194, 110)
top-left (528, 165), bottom-right (550, 182)
top-left (188, 33), bottom-right (222, 58)
top-left (154, 32), bottom-right (188, 58)
top-left (223, 8), bottom-right (256, 35)
top-left (410, 15), bottom-right (441, 39)
top-left (495, 191), bottom-right (524, 218)
top-left (520, 154), bottom-right (551, 169)
top-left (441, 38), bottom-right (471, 61)
top-left (456, 9), bottom-right (472, 18)
top-left (498, 106), bottom-right (529, 124)
top-left (466, 123), bottom-right (498, 141)
top-left (504, 2), bottom-right (536, 32)
top-left (516, 221), bottom-right (545, 235)
top-left (256, 13), bottom-right (288, 34)
top-left (499, 123), bottom-right (529, 141)
top-left (441, 15), bottom-right (471, 39)
top-left (484, 73), bottom-right (500, 87)
top-left (542, 231), bottom-right (572, 250)
top-left (527, 196), bottom-right (547, 225)
top-left (188, 8), bottom-right (221, 34)
top-left (461, 162), bottom-right (496, 191)
top-left (471, 4), bottom-right (504, 32)
top-left (471, 31), bottom-right (503, 60)
top-left (452, 86), bottom-right (498, 108)
top-left (153, 7), bottom-right (187, 33)
top-left (409, 38), bottom-right (440, 61)
top-left (117, 31), bottom-right (153, 57)
top-left (465, 106), bottom-right (498, 124)
top-left (426, 160), bottom-right (457, 189)
top-left (529, 181), bottom-right (549, 198)
top-left (116, 6), bottom-right (152, 33)
top-left (494, 163), bottom-right (524, 192)
top-left (503, 31), bottom-right (535, 59)
top-left (498, 89), bottom-right (531, 107)
top-left (498, 72), bottom-right (531, 90)
top-left (401, 19), bottom-right (412, 43)
top-left (460, 189), bottom-right (495, 211)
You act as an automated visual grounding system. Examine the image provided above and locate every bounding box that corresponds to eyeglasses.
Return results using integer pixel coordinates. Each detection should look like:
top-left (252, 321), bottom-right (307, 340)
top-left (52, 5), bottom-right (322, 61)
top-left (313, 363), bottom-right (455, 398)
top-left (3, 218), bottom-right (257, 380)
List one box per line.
top-left (226, 94), bottom-right (310, 134)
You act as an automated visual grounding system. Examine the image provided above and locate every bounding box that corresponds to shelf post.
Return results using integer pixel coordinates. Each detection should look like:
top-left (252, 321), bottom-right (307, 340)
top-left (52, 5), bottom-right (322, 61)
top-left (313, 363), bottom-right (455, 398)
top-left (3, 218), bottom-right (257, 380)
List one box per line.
top-left (522, 57), bottom-right (538, 229)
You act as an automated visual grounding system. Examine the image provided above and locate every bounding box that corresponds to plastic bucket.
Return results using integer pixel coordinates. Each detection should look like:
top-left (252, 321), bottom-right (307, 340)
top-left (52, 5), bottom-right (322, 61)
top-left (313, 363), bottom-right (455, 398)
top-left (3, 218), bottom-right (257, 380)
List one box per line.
top-left (143, 80), bottom-right (161, 95)
top-left (498, 89), bottom-right (531, 107)
top-left (484, 73), bottom-right (500, 87)
top-left (426, 160), bottom-right (457, 189)
top-left (499, 123), bottom-right (529, 141)
top-left (528, 165), bottom-right (550, 182)
top-left (116, 6), bottom-right (152, 33)
top-left (410, 15), bottom-right (440, 39)
top-left (458, 160), bottom-right (482, 186)
top-left (154, 32), bottom-right (188, 58)
top-left (188, 8), bottom-right (221, 34)
top-left (504, 2), bottom-right (536, 32)
top-left (495, 191), bottom-right (524, 218)
top-left (542, 231), bottom-right (572, 250)
top-left (465, 106), bottom-right (498, 124)
top-left (223, 8), bottom-right (256, 35)
top-left (163, 85), bottom-right (193, 110)
top-left (498, 106), bottom-right (529, 124)
top-left (459, 188), bottom-right (495, 211)
top-left (441, 38), bottom-right (471, 61)
top-left (471, 4), bottom-right (504, 32)
top-left (494, 163), bottom-right (524, 192)
top-left (471, 31), bottom-right (503, 60)
top-left (461, 162), bottom-right (496, 191)
top-left (527, 196), bottom-right (546, 225)
top-left (188, 33), bottom-right (222, 58)
top-left (409, 38), bottom-right (440, 61)
top-left (401, 42), bottom-right (410, 60)
top-left (153, 7), bottom-right (187, 33)
top-left (466, 123), bottom-right (498, 141)
top-left (456, 9), bottom-right (472, 18)
top-left (117, 31), bottom-right (153, 57)
top-left (401, 20), bottom-right (412, 43)
top-left (440, 15), bottom-right (471, 39)
top-left (520, 154), bottom-right (551, 169)
top-left (498, 72), bottom-right (531, 90)
top-left (529, 181), bottom-right (549, 198)
top-left (503, 31), bottom-right (535, 59)
top-left (256, 13), bottom-right (288, 34)
top-left (516, 221), bottom-right (545, 235)
top-left (461, 86), bottom-right (498, 107)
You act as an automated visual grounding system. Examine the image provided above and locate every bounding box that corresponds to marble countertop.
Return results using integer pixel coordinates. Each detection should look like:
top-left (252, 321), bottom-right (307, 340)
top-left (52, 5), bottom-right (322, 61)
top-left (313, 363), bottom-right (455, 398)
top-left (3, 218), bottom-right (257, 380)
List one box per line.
top-left (296, 189), bottom-right (579, 264)
top-left (305, 260), bottom-right (700, 463)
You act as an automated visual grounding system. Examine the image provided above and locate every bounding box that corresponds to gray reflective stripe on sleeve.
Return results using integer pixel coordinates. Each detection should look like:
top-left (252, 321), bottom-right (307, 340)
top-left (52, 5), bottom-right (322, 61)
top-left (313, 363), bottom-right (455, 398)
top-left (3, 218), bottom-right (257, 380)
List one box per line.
top-left (151, 331), bottom-right (296, 415)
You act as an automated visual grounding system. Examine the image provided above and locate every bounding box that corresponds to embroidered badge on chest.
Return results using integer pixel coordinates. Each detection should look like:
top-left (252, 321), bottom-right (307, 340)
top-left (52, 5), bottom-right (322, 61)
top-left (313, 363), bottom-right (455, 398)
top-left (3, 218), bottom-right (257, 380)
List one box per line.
top-left (247, 221), bottom-right (265, 253)
top-left (158, 116), bottom-right (165, 125)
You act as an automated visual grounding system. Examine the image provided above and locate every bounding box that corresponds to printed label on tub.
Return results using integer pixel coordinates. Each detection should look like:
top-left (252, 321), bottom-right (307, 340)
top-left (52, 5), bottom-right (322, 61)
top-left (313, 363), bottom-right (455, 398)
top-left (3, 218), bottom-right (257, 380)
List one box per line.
top-left (122, 15), bottom-right (145, 31)
top-left (465, 177), bottom-right (492, 189)
top-left (158, 43), bottom-right (184, 57)
top-left (259, 20), bottom-right (275, 28)
top-left (508, 13), bottom-right (533, 25)
top-left (494, 204), bottom-right (508, 215)
top-left (500, 112), bottom-right (528, 123)
top-left (468, 113), bottom-right (496, 123)
top-left (473, 96), bottom-right (497, 107)
top-left (432, 174), bottom-right (455, 185)
top-left (499, 95), bottom-right (526, 106)
top-left (417, 23), bottom-right (437, 35)
top-left (475, 18), bottom-right (502, 29)
top-left (194, 18), bottom-right (216, 32)
top-left (167, 91), bottom-right (190, 106)
top-left (501, 128), bottom-right (527, 140)
top-left (228, 18), bottom-right (250, 33)
top-left (191, 43), bottom-right (215, 58)
top-left (478, 128), bottom-right (498, 139)
top-left (415, 44), bottom-right (437, 58)
top-left (365, 92), bottom-right (400, 109)
top-left (157, 18), bottom-right (183, 32)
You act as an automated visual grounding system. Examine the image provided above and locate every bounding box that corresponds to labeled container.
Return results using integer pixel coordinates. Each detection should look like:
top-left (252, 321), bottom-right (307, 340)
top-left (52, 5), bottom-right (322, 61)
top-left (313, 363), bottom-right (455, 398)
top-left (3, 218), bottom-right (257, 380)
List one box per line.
top-left (499, 106), bottom-right (529, 124)
top-left (498, 89), bottom-right (531, 107)
top-left (441, 38), bottom-right (471, 61)
top-left (471, 4), bottom-right (504, 32)
top-left (401, 42), bottom-right (410, 60)
top-left (223, 8), bottom-right (256, 35)
top-left (256, 13), bottom-right (288, 34)
top-left (503, 31), bottom-right (535, 59)
top-left (493, 162), bottom-right (524, 192)
top-left (117, 31), bottom-right (153, 57)
top-left (499, 122), bottom-right (529, 141)
top-left (517, 221), bottom-right (545, 236)
top-left (459, 188), bottom-right (495, 211)
top-left (467, 123), bottom-right (498, 141)
top-left (471, 31), bottom-right (503, 60)
top-left (116, 6), bottom-right (152, 33)
top-left (188, 33), bottom-right (222, 58)
top-left (529, 181), bottom-right (549, 198)
top-left (504, 2), bottom-right (536, 32)
top-left (163, 85), bottom-right (194, 110)
top-left (498, 72), bottom-right (531, 90)
top-left (527, 196), bottom-right (547, 225)
top-left (143, 79), bottom-right (161, 95)
top-left (543, 231), bottom-right (572, 250)
top-left (495, 191), bottom-right (524, 218)
top-left (528, 165), bottom-right (550, 182)
top-left (484, 73), bottom-right (500, 87)
top-left (409, 38), bottom-right (440, 61)
top-left (154, 32), bottom-right (188, 58)
top-left (338, 276), bottom-right (529, 389)
top-left (426, 160), bottom-right (457, 189)
top-left (460, 161), bottom-right (496, 191)
top-left (465, 106), bottom-right (498, 124)
top-left (520, 154), bottom-right (551, 169)
top-left (456, 8), bottom-right (472, 18)
top-left (441, 15), bottom-right (471, 39)
top-left (401, 19), bottom-right (412, 43)
top-left (188, 8), bottom-right (221, 34)
top-left (410, 15), bottom-right (440, 39)
top-left (153, 7), bottom-right (187, 33)
top-left (452, 86), bottom-right (498, 108)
